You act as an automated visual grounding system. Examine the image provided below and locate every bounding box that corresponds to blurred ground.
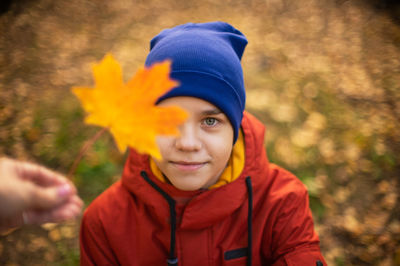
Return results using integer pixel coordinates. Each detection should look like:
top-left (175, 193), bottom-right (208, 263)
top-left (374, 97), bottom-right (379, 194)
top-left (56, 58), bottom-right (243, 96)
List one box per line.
top-left (0, 0), bottom-right (399, 265)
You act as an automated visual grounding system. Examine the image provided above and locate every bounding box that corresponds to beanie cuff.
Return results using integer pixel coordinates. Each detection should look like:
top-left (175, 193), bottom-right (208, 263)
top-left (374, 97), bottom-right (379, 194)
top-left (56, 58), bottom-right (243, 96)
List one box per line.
top-left (157, 71), bottom-right (244, 143)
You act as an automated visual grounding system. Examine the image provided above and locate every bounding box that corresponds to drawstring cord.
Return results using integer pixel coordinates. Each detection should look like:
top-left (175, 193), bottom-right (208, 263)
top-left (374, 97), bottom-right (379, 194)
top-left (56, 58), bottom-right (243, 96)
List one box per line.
top-left (141, 171), bottom-right (178, 266)
top-left (245, 176), bottom-right (253, 266)
top-left (141, 171), bottom-right (253, 266)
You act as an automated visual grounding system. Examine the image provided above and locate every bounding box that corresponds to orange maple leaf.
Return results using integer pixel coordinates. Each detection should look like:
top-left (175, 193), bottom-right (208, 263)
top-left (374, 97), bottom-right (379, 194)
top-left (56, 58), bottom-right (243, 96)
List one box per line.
top-left (72, 53), bottom-right (188, 159)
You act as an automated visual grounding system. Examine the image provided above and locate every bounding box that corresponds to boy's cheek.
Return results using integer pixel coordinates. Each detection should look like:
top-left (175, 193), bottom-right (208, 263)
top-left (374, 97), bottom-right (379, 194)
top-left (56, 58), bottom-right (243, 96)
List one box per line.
top-left (156, 136), bottom-right (174, 154)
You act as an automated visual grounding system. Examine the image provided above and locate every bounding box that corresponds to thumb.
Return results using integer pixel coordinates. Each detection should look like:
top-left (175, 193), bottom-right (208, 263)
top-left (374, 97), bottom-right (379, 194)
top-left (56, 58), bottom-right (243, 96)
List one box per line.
top-left (25, 183), bottom-right (72, 210)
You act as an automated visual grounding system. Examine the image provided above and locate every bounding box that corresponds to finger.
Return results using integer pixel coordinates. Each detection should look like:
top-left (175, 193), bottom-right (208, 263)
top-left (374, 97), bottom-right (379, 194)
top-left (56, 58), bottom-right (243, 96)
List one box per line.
top-left (68, 195), bottom-right (84, 213)
top-left (25, 195), bottom-right (83, 224)
top-left (23, 210), bottom-right (54, 225)
top-left (0, 158), bottom-right (76, 194)
top-left (52, 195), bottom-right (84, 221)
top-left (25, 182), bottom-right (73, 210)
top-left (55, 195), bottom-right (84, 220)
top-left (14, 160), bottom-right (71, 188)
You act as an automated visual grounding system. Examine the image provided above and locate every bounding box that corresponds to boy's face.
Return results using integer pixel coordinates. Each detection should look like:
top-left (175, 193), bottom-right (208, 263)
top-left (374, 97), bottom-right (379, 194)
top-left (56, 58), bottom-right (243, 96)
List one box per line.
top-left (153, 96), bottom-right (234, 191)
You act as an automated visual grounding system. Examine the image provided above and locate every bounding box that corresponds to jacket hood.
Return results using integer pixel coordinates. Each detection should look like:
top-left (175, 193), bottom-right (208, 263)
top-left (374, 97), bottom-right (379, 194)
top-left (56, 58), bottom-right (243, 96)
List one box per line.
top-left (121, 111), bottom-right (270, 229)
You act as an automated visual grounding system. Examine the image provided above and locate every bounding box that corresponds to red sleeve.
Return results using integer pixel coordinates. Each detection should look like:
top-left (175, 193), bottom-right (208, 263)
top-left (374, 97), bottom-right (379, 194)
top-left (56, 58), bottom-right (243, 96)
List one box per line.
top-left (269, 176), bottom-right (327, 265)
top-left (272, 245), bottom-right (327, 266)
top-left (80, 206), bottom-right (119, 266)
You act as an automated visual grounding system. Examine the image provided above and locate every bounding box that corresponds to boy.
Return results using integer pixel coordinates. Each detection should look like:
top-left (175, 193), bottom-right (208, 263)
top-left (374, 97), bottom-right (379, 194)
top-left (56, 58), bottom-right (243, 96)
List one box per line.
top-left (80, 22), bottom-right (326, 265)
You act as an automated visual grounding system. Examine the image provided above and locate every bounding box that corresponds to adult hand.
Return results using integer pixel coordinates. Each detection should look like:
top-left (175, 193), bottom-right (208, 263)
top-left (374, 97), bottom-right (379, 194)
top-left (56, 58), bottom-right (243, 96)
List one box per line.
top-left (0, 158), bottom-right (83, 231)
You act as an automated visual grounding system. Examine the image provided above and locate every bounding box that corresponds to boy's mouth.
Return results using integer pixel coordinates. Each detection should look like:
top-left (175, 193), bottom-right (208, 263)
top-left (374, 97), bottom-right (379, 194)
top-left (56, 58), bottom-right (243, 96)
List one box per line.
top-left (169, 161), bottom-right (207, 171)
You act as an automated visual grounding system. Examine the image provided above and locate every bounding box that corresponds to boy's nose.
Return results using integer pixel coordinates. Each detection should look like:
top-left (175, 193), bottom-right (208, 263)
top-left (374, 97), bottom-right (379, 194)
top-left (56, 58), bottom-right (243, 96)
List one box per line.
top-left (174, 125), bottom-right (202, 151)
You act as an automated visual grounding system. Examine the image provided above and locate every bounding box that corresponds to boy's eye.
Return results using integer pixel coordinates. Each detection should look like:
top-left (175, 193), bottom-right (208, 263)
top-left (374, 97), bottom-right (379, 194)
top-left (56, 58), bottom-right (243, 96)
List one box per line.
top-left (203, 117), bottom-right (218, 126)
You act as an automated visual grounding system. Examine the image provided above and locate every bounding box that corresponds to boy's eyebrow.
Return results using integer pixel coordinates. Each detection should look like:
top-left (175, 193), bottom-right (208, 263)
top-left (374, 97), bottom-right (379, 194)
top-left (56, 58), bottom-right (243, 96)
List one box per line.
top-left (201, 109), bottom-right (222, 115)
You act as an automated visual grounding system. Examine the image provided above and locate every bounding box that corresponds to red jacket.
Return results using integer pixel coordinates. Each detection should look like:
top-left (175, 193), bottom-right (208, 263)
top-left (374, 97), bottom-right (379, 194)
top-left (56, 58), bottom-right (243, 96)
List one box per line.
top-left (80, 112), bottom-right (327, 265)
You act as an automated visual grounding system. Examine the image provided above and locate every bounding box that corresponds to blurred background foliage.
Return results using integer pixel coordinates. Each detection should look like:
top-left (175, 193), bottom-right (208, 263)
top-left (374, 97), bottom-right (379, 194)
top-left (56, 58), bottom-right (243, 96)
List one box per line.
top-left (0, 0), bottom-right (399, 265)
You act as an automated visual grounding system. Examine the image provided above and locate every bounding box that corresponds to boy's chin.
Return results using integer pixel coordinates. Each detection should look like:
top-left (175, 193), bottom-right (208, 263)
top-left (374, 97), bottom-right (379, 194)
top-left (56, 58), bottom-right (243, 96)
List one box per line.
top-left (171, 183), bottom-right (202, 191)
top-left (168, 178), bottom-right (207, 191)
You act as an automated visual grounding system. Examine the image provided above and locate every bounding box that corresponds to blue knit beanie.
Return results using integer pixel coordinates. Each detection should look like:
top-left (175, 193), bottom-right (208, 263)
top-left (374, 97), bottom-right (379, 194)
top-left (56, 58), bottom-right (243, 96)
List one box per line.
top-left (145, 21), bottom-right (248, 143)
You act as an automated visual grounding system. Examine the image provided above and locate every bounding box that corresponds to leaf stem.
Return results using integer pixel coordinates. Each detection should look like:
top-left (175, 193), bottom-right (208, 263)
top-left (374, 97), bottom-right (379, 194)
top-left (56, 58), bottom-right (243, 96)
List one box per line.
top-left (68, 128), bottom-right (107, 181)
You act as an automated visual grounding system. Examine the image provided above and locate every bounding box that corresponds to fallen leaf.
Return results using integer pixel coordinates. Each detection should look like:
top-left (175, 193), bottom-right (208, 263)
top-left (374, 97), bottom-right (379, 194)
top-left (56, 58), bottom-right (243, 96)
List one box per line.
top-left (41, 223), bottom-right (57, 231)
top-left (16, 240), bottom-right (24, 252)
top-left (72, 54), bottom-right (188, 159)
top-left (60, 225), bottom-right (75, 239)
top-left (48, 228), bottom-right (61, 242)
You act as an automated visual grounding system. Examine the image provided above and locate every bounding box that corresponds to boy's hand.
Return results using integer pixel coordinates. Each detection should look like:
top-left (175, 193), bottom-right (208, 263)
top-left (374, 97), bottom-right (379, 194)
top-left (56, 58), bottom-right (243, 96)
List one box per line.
top-left (0, 158), bottom-right (83, 231)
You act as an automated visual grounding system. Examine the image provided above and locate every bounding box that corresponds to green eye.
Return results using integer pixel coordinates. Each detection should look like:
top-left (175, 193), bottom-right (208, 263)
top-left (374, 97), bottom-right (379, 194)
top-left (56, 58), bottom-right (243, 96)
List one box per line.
top-left (204, 118), bottom-right (217, 126)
